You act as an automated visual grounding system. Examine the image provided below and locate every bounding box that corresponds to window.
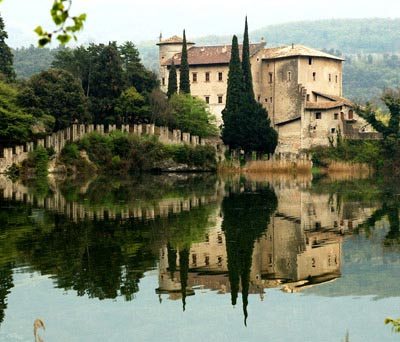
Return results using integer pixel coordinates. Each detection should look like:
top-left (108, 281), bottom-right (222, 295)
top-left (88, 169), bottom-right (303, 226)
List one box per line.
top-left (218, 72), bottom-right (223, 81)
top-left (162, 77), bottom-right (165, 86)
top-left (329, 74), bottom-right (332, 82)
top-left (316, 112), bottom-right (321, 119)
top-left (309, 57), bottom-right (313, 65)
top-left (348, 109), bottom-right (354, 120)
top-left (288, 71), bottom-right (292, 81)
top-left (265, 98), bottom-right (268, 103)
top-left (270, 97), bottom-right (273, 103)
top-left (205, 96), bottom-right (210, 104)
top-left (257, 95), bottom-right (261, 102)
top-left (331, 128), bottom-right (336, 134)
top-left (192, 72), bottom-right (197, 83)
top-left (192, 254), bottom-right (197, 266)
top-left (334, 113), bottom-right (339, 120)
top-left (306, 94), bottom-right (310, 101)
top-left (269, 72), bottom-right (273, 83)
top-left (312, 72), bottom-right (316, 81)
top-left (204, 255), bottom-right (210, 266)
top-left (217, 233), bottom-right (223, 244)
top-left (335, 75), bottom-right (338, 83)
top-left (217, 256), bottom-right (223, 266)
top-left (205, 72), bottom-right (210, 82)
top-left (218, 95), bottom-right (223, 104)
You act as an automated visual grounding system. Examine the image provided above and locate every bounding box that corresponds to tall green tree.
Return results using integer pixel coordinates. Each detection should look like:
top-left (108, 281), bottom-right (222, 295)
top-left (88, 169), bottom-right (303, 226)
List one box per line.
top-left (18, 68), bottom-right (89, 130)
top-left (221, 35), bottom-right (244, 148)
top-left (222, 20), bottom-right (278, 155)
top-left (0, 81), bottom-right (33, 146)
top-left (167, 61), bottom-right (178, 98)
top-left (88, 42), bottom-right (125, 124)
top-left (242, 16), bottom-right (254, 101)
top-left (179, 30), bottom-right (190, 94)
top-left (0, 13), bottom-right (15, 81)
top-left (119, 41), bottom-right (158, 94)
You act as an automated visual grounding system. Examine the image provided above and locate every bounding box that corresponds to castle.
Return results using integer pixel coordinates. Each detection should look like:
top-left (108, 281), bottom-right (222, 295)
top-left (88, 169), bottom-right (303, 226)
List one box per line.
top-left (157, 35), bottom-right (379, 154)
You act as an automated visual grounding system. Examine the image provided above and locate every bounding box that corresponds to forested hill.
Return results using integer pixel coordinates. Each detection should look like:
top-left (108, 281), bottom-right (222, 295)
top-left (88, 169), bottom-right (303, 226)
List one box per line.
top-left (184, 18), bottom-right (400, 53)
top-left (252, 18), bottom-right (400, 53)
top-left (11, 18), bottom-right (400, 104)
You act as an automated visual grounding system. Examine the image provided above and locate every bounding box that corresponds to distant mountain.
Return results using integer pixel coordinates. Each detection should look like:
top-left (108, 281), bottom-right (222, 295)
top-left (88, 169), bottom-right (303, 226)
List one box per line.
top-left (11, 18), bottom-right (400, 105)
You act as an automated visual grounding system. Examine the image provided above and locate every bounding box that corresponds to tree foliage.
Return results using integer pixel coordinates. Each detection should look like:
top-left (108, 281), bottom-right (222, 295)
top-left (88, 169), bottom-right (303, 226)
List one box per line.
top-left (0, 13), bottom-right (15, 81)
top-left (115, 87), bottom-right (150, 123)
top-left (242, 17), bottom-right (254, 101)
top-left (18, 68), bottom-right (89, 130)
top-left (357, 89), bottom-right (400, 139)
top-left (167, 61), bottom-right (177, 98)
top-left (179, 30), bottom-right (190, 94)
top-left (0, 81), bottom-right (33, 146)
top-left (169, 94), bottom-right (218, 138)
top-left (52, 42), bottom-right (158, 124)
top-left (33, 0), bottom-right (86, 47)
top-left (222, 22), bottom-right (277, 155)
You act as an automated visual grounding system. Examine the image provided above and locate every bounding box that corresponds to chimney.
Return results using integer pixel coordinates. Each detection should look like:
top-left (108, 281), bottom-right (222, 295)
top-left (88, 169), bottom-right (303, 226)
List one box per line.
top-left (292, 43), bottom-right (294, 49)
top-left (159, 32), bottom-right (162, 42)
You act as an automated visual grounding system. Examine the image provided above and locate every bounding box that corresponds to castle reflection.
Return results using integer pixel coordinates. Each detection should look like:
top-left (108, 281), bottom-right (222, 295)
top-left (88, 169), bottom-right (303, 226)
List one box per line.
top-left (156, 175), bottom-right (377, 307)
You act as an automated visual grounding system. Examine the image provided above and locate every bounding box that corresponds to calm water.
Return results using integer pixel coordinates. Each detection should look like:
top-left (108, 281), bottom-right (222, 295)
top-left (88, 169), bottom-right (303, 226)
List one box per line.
top-left (0, 173), bottom-right (399, 341)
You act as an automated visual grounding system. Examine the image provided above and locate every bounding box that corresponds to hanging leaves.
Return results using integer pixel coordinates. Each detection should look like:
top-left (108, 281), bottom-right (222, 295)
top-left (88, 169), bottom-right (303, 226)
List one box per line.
top-left (33, 0), bottom-right (87, 47)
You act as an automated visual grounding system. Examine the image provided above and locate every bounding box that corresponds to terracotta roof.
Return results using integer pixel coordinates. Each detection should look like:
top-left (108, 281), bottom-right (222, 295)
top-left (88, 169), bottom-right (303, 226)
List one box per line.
top-left (312, 91), bottom-right (353, 106)
top-left (157, 35), bottom-right (195, 45)
top-left (261, 45), bottom-right (344, 61)
top-left (305, 101), bottom-right (345, 110)
top-left (164, 43), bottom-right (266, 66)
top-left (275, 116), bottom-right (301, 126)
top-left (306, 92), bottom-right (353, 110)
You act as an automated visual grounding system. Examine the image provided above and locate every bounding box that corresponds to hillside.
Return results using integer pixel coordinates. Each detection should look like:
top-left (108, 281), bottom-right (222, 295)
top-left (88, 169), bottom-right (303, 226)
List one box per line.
top-left (12, 18), bottom-right (400, 104)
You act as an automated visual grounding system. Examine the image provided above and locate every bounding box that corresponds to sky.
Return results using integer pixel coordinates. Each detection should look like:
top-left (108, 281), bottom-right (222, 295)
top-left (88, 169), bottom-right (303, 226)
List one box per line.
top-left (1, 0), bottom-right (400, 47)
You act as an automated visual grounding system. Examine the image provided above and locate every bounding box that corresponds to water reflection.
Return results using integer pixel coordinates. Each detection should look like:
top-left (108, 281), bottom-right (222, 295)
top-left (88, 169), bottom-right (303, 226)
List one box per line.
top-left (0, 172), bottom-right (399, 331)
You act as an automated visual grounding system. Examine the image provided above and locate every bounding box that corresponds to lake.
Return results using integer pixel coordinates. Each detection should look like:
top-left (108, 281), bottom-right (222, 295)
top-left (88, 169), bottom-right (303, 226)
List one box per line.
top-left (0, 172), bottom-right (399, 342)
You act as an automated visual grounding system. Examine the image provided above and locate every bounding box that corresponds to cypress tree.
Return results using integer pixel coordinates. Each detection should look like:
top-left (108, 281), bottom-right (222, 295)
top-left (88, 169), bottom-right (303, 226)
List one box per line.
top-left (0, 13), bottom-right (15, 81)
top-left (179, 30), bottom-right (190, 94)
top-left (222, 19), bottom-right (278, 155)
top-left (221, 35), bottom-right (244, 149)
top-left (242, 16), bottom-right (254, 101)
top-left (167, 60), bottom-right (178, 98)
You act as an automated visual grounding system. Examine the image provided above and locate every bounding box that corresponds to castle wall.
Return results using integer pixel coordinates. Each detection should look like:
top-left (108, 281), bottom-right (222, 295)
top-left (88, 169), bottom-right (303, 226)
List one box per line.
top-left (298, 57), bottom-right (343, 98)
top-left (261, 57), bottom-right (303, 126)
top-left (275, 119), bottom-right (302, 154)
top-left (0, 123), bottom-right (216, 174)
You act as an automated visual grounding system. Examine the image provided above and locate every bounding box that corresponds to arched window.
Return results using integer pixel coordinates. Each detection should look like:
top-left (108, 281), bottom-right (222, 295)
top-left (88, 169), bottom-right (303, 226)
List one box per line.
top-left (348, 110), bottom-right (354, 120)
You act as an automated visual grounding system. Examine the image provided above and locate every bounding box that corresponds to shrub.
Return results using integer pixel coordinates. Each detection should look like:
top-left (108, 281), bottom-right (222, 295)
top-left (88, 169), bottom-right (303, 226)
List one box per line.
top-left (25, 146), bottom-right (49, 176)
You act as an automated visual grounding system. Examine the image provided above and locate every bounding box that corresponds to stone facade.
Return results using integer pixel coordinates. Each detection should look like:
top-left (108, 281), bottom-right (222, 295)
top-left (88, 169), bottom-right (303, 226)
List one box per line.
top-left (158, 37), bottom-right (381, 154)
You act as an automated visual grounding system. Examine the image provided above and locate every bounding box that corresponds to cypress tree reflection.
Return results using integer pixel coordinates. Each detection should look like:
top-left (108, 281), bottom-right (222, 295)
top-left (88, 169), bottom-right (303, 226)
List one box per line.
top-left (167, 243), bottom-right (177, 278)
top-left (222, 182), bottom-right (277, 325)
top-left (0, 264), bottom-right (13, 326)
top-left (179, 248), bottom-right (190, 311)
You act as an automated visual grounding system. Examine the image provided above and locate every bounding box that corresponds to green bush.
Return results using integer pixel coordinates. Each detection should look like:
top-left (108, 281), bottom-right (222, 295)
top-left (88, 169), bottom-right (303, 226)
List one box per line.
top-left (24, 146), bottom-right (49, 176)
top-left (309, 139), bottom-right (384, 169)
top-left (61, 132), bottom-right (217, 173)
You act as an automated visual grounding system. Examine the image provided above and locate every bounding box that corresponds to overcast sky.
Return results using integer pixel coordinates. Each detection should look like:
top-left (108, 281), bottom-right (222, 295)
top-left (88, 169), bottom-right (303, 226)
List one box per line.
top-left (2, 0), bottom-right (400, 47)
